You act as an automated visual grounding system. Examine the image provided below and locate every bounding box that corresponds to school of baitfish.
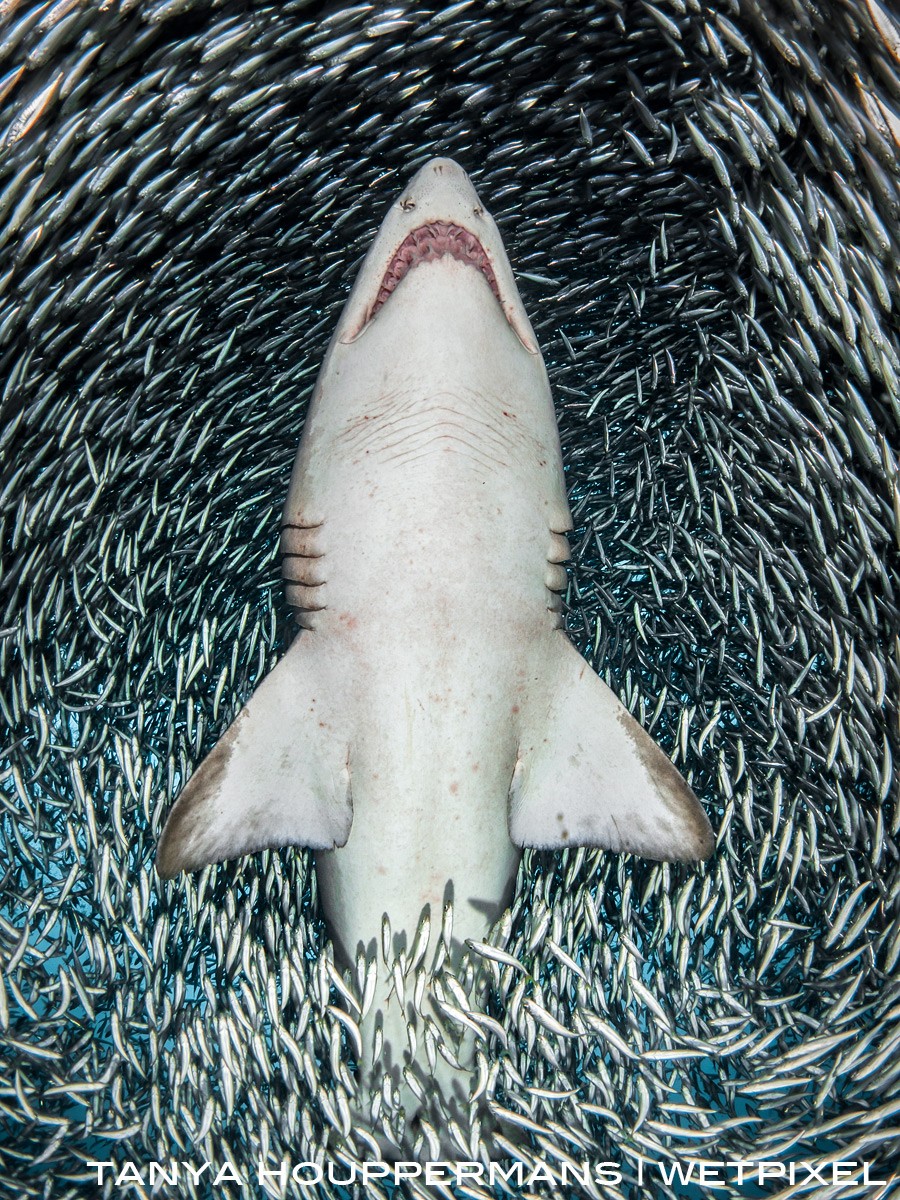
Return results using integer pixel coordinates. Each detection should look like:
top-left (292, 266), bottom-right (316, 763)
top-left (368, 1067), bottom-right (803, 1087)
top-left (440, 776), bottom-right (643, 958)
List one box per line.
top-left (0, 0), bottom-right (898, 1196)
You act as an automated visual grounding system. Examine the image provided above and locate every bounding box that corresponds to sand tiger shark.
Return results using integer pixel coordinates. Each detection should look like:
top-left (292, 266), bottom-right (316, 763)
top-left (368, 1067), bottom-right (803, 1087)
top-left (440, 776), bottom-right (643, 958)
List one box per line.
top-left (157, 157), bottom-right (714, 1129)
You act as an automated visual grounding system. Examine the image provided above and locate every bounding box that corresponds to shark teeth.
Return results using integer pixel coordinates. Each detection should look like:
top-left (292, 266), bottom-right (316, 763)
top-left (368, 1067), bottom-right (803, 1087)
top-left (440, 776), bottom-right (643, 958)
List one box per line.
top-left (369, 221), bottom-right (501, 321)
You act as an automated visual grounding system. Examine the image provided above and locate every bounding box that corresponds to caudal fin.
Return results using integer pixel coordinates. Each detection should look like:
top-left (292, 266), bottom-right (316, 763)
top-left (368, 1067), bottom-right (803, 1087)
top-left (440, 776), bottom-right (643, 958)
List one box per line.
top-left (157, 637), bottom-right (352, 877)
top-left (510, 636), bottom-right (714, 861)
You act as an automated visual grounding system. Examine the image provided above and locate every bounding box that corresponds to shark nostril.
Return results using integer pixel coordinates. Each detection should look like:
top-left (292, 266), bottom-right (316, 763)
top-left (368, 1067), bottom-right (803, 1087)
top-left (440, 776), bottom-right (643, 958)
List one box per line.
top-left (400, 197), bottom-right (415, 211)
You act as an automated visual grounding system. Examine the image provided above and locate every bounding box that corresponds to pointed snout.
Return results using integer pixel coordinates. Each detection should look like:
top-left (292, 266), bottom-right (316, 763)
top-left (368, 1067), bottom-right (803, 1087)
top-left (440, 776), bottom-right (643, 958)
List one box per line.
top-left (396, 157), bottom-right (483, 216)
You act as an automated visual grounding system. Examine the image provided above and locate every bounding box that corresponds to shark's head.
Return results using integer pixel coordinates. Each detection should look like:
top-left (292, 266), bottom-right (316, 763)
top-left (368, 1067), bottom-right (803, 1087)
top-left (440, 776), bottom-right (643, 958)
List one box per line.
top-left (333, 158), bottom-right (539, 354)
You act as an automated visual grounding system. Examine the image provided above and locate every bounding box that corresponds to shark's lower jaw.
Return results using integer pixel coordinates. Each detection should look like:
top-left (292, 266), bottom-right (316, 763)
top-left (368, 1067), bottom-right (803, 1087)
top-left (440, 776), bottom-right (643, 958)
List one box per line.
top-left (368, 221), bottom-right (501, 323)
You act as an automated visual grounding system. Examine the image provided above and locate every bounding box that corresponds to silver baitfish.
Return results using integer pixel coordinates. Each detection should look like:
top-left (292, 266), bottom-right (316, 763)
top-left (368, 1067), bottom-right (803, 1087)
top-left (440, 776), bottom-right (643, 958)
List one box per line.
top-left (0, 0), bottom-right (898, 1196)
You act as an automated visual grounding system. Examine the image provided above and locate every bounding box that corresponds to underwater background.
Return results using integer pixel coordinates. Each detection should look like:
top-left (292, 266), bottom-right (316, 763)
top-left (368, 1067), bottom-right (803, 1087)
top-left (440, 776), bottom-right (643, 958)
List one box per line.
top-left (0, 0), bottom-right (899, 1196)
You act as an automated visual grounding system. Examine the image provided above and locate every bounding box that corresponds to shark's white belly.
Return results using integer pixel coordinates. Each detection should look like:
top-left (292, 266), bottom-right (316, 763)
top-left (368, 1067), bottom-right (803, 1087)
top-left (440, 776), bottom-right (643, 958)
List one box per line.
top-left (334, 557), bottom-right (547, 943)
top-left (286, 289), bottom-right (569, 964)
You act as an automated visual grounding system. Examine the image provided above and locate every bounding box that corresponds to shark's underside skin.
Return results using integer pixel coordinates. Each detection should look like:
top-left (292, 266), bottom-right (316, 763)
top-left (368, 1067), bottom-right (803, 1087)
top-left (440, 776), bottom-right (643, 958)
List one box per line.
top-left (157, 157), bottom-right (714, 1134)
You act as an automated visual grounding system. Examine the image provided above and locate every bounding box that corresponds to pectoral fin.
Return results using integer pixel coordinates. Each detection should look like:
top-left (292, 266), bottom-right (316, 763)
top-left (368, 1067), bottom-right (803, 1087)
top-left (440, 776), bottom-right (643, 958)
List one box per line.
top-left (510, 637), bottom-right (714, 861)
top-left (157, 637), bottom-right (351, 877)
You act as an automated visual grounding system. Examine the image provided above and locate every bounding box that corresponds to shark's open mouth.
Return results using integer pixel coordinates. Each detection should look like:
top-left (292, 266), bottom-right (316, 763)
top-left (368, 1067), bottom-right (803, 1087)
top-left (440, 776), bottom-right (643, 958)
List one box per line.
top-left (370, 221), bottom-right (501, 321)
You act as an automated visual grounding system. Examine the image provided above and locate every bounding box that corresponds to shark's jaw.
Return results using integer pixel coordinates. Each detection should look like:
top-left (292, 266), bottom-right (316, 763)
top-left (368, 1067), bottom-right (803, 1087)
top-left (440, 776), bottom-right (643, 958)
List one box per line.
top-left (337, 159), bottom-right (539, 352)
top-left (367, 221), bottom-right (501, 327)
